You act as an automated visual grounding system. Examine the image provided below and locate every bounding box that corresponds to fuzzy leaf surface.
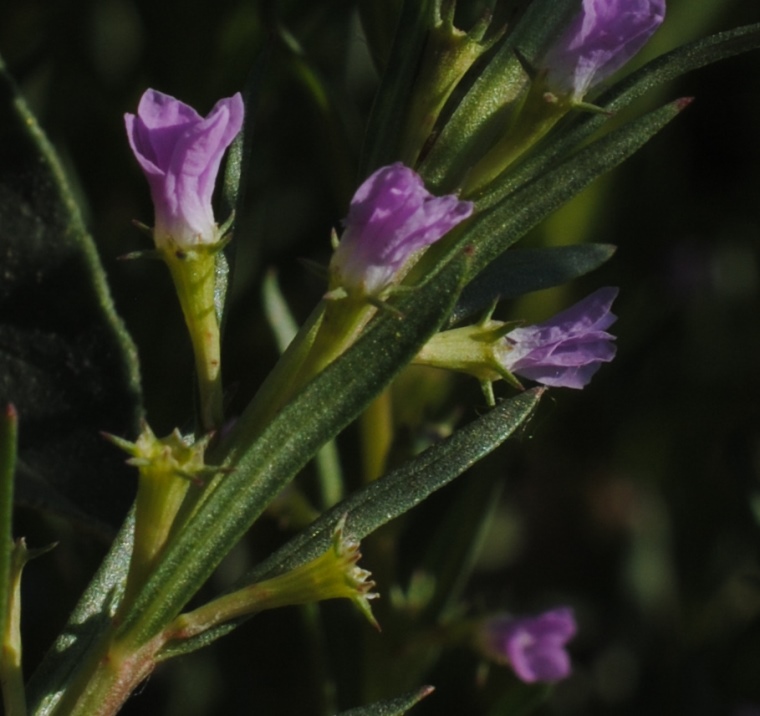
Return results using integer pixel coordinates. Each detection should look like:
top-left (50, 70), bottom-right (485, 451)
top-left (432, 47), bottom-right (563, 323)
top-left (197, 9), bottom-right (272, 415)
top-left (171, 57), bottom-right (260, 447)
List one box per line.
top-left (116, 252), bottom-right (469, 644)
top-left (337, 686), bottom-right (434, 716)
top-left (26, 510), bottom-right (135, 716)
top-left (478, 22), bottom-right (760, 209)
top-left (435, 98), bottom-right (689, 284)
top-left (0, 405), bottom-right (18, 663)
top-left (450, 244), bottom-right (616, 325)
top-left (0, 57), bottom-right (142, 532)
top-left (158, 389), bottom-right (541, 660)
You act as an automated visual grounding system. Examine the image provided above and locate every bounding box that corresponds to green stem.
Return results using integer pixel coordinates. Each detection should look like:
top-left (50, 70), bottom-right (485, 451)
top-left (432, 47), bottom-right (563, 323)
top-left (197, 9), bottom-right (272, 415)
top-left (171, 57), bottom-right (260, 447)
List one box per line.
top-left (50, 630), bottom-right (164, 716)
top-left (294, 299), bottom-right (378, 391)
top-left (164, 248), bottom-right (223, 433)
top-left (359, 390), bottom-right (394, 482)
top-left (213, 300), bottom-right (326, 456)
top-left (121, 474), bottom-right (190, 612)
top-left (1, 545), bottom-right (26, 716)
top-left (209, 297), bottom-right (377, 472)
top-left (0, 406), bottom-right (23, 716)
top-left (462, 86), bottom-right (568, 197)
top-left (315, 441), bottom-right (344, 510)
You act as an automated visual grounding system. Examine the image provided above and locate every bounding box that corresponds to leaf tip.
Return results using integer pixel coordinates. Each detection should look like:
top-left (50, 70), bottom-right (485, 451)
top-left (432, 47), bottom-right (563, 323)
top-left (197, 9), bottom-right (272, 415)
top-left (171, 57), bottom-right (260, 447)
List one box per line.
top-left (418, 685), bottom-right (435, 699)
top-left (675, 96), bottom-right (695, 111)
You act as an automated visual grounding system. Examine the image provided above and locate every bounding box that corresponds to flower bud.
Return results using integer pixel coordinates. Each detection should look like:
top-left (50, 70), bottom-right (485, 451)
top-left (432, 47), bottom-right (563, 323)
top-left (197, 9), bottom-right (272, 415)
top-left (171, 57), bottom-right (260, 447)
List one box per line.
top-left (542, 0), bottom-right (666, 102)
top-left (106, 423), bottom-right (214, 596)
top-left (415, 288), bottom-right (618, 399)
top-left (125, 89), bottom-right (244, 250)
top-left (125, 89), bottom-right (244, 430)
top-left (501, 287), bottom-right (618, 388)
top-left (478, 607), bottom-right (577, 683)
top-left (329, 163), bottom-right (473, 298)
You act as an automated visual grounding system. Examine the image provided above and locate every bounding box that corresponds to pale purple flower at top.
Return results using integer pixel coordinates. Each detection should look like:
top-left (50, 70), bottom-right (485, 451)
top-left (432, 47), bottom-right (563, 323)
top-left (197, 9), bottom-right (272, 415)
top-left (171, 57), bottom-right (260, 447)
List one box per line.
top-left (125, 89), bottom-right (244, 250)
top-left (329, 163), bottom-right (473, 297)
top-left (541, 0), bottom-right (666, 101)
top-left (500, 287), bottom-right (618, 389)
top-left (480, 607), bottom-right (577, 683)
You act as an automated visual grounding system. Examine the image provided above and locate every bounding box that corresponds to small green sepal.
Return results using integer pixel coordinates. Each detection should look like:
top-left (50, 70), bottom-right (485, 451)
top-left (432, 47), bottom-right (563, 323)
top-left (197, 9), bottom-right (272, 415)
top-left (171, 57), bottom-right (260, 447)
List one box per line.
top-left (105, 422), bottom-right (219, 604)
top-left (401, 0), bottom-right (507, 164)
top-left (104, 421), bottom-right (217, 485)
top-left (413, 318), bottom-right (524, 401)
top-left (164, 515), bottom-right (380, 646)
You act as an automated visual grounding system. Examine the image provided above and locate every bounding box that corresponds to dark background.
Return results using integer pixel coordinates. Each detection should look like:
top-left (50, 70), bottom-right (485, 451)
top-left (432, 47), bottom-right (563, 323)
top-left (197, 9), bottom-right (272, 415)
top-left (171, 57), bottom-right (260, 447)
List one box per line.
top-left (1, 1), bottom-right (759, 714)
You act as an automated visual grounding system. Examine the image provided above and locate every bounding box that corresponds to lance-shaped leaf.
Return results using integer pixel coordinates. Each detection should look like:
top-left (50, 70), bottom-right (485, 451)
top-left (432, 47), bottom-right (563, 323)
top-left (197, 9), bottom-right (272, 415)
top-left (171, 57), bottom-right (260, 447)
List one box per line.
top-left (476, 22), bottom-right (760, 210)
top-left (0, 405), bottom-right (18, 683)
top-left (25, 509), bottom-right (135, 715)
top-left (215, 48), bottom-right (268, 330)
top-left (449, 244), bottom-right (616, 326)
top-left (337, 686), bottom-right (434, 716)
top-left (419, 0), bottom-right (579, 191)
top-left (413, 97), bottom-right (689, 289)
top-left (110, 250), bottom-right (469, 647)
top-left (0, 56), bottom-right (142, 531)
top-left (157, 389), bottom-right (541, 660)
top-left (360, 0), bottom-right (434, 172)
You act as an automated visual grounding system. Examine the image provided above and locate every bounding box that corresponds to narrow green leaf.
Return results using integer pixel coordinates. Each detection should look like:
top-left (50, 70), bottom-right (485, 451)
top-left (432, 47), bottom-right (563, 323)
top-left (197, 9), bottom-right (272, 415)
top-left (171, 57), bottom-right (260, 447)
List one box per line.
top-left (337, 686), bottom-right (434, 716)
top-left (357, 0), bottom-right (404, 74)
top-left (263, 272), bottom-right (344, 509)
top-left (248, 389), bottom-right (542, 582)
top-left (0, 404), bottom-right (18, 675)
top-left (216, 46), bottom-right (269, 328)
top-left (419, 0), bottom-right (578, 190)
top-left (478, 22), bottom-right (760, 209)
top-left (0, 56), bottom-right (142, 531)
top-left (360, 0), bottom-right (433, 172)
top-left (603, 22), bottom-right (760, 110)
top-left (449, 244), bottom-right (616, 325)
top-left (116, 252), bottom-right (469, 644)
top-left (456, 98), bottom-right (689, 281)
top-left (25, 510), bottom-right (135, 716)
top-left (158, 389), bottom-right (541, 660)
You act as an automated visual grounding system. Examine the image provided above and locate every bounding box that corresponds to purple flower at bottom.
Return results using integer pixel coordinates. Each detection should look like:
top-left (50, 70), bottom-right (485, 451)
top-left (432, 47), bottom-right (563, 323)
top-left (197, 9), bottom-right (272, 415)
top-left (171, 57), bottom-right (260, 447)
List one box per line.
top-left (481, 608), bottom-right (577, 683)
top-left (125, 89), bottom-right (244, 249)
top-left (542, 0), bottom-right (666, 100)
top-left (330, 163), bottom-right (473, 296)
top-left (500, 287), bottom-right (618, 389)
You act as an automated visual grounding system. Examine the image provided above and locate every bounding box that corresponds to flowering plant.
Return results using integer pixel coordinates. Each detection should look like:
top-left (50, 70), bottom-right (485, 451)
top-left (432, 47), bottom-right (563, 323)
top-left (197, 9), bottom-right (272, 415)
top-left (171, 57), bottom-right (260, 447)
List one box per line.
top-left (329, 162), bottom-right (473, 297)
top-left (501, 287), bottom-right (618, 388)
top-left (125, 89), bottom-right (244, 250)
top-left (1, 2), bottom-right (759, 716)
top-left (542, 0), bottom-right (666, 100)
top-left (479, 608), bottom-right (578, 683)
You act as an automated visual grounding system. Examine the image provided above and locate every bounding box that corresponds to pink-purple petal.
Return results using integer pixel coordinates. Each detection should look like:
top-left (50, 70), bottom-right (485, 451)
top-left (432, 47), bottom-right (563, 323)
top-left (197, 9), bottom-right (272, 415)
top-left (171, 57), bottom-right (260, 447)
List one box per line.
top-left (125, 89), bottom-right (244, 248)
top-left (331, 163), bottom-right (473, 295)
top-left (501, 288), bottom-right (618, 389)
top-left (542, 0), bottom-right (666, 99)
top-left (482, 607), bottom-right (577, 683)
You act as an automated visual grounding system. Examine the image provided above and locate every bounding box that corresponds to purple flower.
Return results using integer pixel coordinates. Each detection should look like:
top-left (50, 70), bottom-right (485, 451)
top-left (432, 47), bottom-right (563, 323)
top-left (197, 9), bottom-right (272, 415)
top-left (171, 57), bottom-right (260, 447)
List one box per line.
top-left (481, 607), bottom-right (577, 683)
top-left (542, 0), bottom-right (666, 100)
top-left (500, 287), bottom-right (618, 389)
top-left (125, 89), bottom-right (244, 249)
top-left (330, 163), bottom-right (473, 296)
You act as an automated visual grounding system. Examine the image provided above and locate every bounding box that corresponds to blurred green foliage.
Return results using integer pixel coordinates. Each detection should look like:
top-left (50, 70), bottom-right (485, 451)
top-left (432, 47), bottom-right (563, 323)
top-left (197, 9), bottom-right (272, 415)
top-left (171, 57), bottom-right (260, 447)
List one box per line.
top-left (1, 0), bottom-right (760, 714)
